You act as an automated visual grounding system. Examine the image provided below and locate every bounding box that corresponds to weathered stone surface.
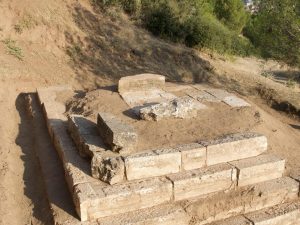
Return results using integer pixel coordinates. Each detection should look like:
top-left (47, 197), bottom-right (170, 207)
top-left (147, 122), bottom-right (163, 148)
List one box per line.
top-left (201, 133), bottom-right (267, 166)
top-left (186, 177), bottom-right (299, 225)
top-left (98, 204), bottom-right (189, 225)
top-left (118, 74), bottom-right (165, 94)
top-left (185, 89), bottom-right (221, 103)
top-left (208, 216), bottom-right (252, 225)
top-left (205, 89), bottom-right (233, 100)
top-left (245, 201), bottom-right (300, 225)
top-left (167, 163), bottom-right (236, 201)
top-left (97, 112), bottom-right (137, 153)
top-left (68, 115), bottom-right (106, 157)
top-left (230, 154), bottom-right (285, 187)
top-left (124, 148), bottom-right (181, 181)
top-left (121, 89), bottom-right (176, 108)
top-left (223, 96), bottom-right (250, 108)
top-left (74, 178), bottom-right (173, 221)
top-left (91, 153), bottom-right (125, 185)
top-left (139, 96), bottom-right (207, 121)
top-left (176, 143), bottom-right (206, 171)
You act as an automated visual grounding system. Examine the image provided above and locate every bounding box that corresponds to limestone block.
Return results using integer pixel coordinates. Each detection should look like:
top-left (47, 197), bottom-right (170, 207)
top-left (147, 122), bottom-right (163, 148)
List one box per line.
top-left (185, 177), bottom-right (299, 225)
top-left (223, 96), bottom-right (250, 107)
top-left (245, 201), bottom-right (300, 225)
top-left (97, 112), bottom-right (137, 153)
top-left (185, 89), bottom-right (221, 103)
top-left (68, 115), bottom-right (105, 157)
top-left (205, 89), bottom-right (233, 100)
top-left (139, 96), bottom-right (207, 121)
top-left (74, 178), bottom-right (173, 221)
top-left (176, 143), bottom-right (206, 171)
top-left (124, 148), bottom-right (181, 181)
top-left (118, 74), bottom-right (165, 94)
top-left (201, 133), bottom-right (268, 166)
top-left (230, 154), bottom-right (285, 187)
top-left (98, 204), bottom-right (189, 225)
top-left (244, 177), bottom-right (299, 213)
top-left (209, 216), bottom-right (252, 225)
top-left (167, 163), bottom-right (237, 201)
top-left (121, 89), bottom-right (176, 108)
top-left (91, 153), bottom-right (125, 185)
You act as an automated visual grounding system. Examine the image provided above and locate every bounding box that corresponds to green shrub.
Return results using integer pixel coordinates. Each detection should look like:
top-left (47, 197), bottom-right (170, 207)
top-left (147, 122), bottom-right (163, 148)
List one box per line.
top-left (3, 39), bottom-right (24, 60)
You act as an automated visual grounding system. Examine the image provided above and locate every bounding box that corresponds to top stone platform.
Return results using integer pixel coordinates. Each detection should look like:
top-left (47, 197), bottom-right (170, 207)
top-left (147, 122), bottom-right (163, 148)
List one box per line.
top-left (118, 73), bottom-right (165, 94)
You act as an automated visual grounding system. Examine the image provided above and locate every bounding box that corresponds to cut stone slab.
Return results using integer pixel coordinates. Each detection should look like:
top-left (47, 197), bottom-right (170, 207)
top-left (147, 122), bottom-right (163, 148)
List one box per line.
top-left (118, 74), bottom-right (165, 94)
top-left (121, 89), bottom-right (176, 108)
top-left (68, 115), bottom-right (106, 157)
top-left (230, 154), bottom-right (285, 187)
top-left (98, 204), bottom-right (189, 225)
top-left (186, 177), bottom-right (299, 225)
top-left (167, 163), bottom-right (237, 201)
top-left (245, 201), bottom-right (300, 225)
top-left (205, 89), bottom-right (233, 100)
top-left (73, 177), bottom-right (173, 221)
top-left (176, 143), bottom-right (206, 171)
top-left (204, 88), bottom-right (250, 108)
top-left (223, 96), bottom-right (250, 108)
top-left (97, 112), bottom-right (137, 153)
top-left (201, 133), bottom-right (268, 166)
top-left (139, 96), bottom-right (207, 121)
top-left (208, 216), bottom-right (252, 225)
top-left (185, 88), bottom-right (221, 103)
top-left (91, 153), bottom-right (125, 185)
top-left (124, 148), bottom-right (181, 181)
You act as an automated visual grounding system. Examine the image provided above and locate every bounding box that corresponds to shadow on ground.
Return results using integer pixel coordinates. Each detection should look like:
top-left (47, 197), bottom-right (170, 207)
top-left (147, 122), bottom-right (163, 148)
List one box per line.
top-left (64, 2), bottom-right (214, 86)
top-left (15, 94), bottom-right (53, 225)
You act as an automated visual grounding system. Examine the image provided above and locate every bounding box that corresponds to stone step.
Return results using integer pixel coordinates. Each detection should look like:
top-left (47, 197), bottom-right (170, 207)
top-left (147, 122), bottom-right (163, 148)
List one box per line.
top-left (36, 86), bottom-right (299, 223)
top-left (28, 92), bottom-right (190, 225)
top-left (200, 133), bottom-right (267, 166)
top-left (229, 154), bottom-right (285, 187)
top-left (185, 177), bottom-right (299, 224)
top-left (244, 201), bottom-right (300, 225)
top-left (208, 201), bottom-right (300, 225)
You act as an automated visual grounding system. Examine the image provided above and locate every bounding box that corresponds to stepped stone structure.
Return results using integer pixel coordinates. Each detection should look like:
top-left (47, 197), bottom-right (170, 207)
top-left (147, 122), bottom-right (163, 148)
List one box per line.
top-left (33, 74), bottom-right (300, 224)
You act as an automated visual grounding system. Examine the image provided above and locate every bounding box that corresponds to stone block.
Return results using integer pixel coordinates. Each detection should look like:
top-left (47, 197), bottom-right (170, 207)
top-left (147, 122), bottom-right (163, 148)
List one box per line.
top-left (245, 201), bottom-right (300, 225)
top-left (167, 163), bottom-right (236, 201)
top-left (208, 216), bottom-right (252, 225)
top-left (201, 133), bottom-right (268, 166)
top-left (223, 96), bottom-right (250, 108)
top-left (73, 178), bottom-right (173, 221)
top-left (118, 74), bottom-right (165, 94)
top-left (121, 89), bottom-right (176, 108)
top-left (185, 89), bottom-right (221, 103)
top-left (230, 154), bottom-right (285, 187)
top-left (205, 89), bottom-right (233, 100)
top-left (98, 204), bottom-right (189, 225)
top-left (124, 148), bottom-right (181, 181)
top-left (91, 153), bottom-right (125, 185)
top-left (176, 143), bottom-right (206, 171)
top-left (185, 177), bottom-right (299, 225)
top-left (68, 115), bottom-right (106, 157)
top-left (97, 112), bottom-right (137, 153)
top-left (139, 96), bottom-right (207, 121)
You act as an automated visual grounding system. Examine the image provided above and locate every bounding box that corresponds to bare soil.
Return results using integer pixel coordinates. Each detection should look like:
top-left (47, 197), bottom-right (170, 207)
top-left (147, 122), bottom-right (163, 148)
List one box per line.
top-left (0, 0), bottom-right (299, 224)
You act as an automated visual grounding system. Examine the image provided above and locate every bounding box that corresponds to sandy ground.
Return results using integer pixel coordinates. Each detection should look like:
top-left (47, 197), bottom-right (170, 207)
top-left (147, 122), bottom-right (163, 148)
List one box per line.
top-left (0, 0), bottom-right (299, 224)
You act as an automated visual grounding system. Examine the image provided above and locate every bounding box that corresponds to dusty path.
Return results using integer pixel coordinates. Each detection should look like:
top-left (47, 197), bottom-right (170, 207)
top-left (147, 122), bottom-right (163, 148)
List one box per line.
top-left (0, 81), bottom-right (52, 225)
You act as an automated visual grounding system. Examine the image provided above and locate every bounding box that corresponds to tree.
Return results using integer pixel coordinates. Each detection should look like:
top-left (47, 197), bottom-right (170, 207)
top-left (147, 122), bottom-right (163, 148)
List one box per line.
top-left (213, 0), bottom-right (249, 33)
top-left (244, 0), bottom-right (300, 66)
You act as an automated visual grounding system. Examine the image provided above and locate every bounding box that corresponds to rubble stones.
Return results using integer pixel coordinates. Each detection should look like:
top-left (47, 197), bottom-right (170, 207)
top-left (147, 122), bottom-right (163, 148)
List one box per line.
top-left (91, 153), bottom-right (125, 185)
top-left (139, 96), bottom-right (207, 121)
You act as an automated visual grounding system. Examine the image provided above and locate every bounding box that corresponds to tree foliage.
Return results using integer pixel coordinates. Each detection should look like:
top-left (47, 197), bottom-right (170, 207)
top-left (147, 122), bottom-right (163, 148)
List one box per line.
top-left (244, 0), bottom-right (300, 66)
